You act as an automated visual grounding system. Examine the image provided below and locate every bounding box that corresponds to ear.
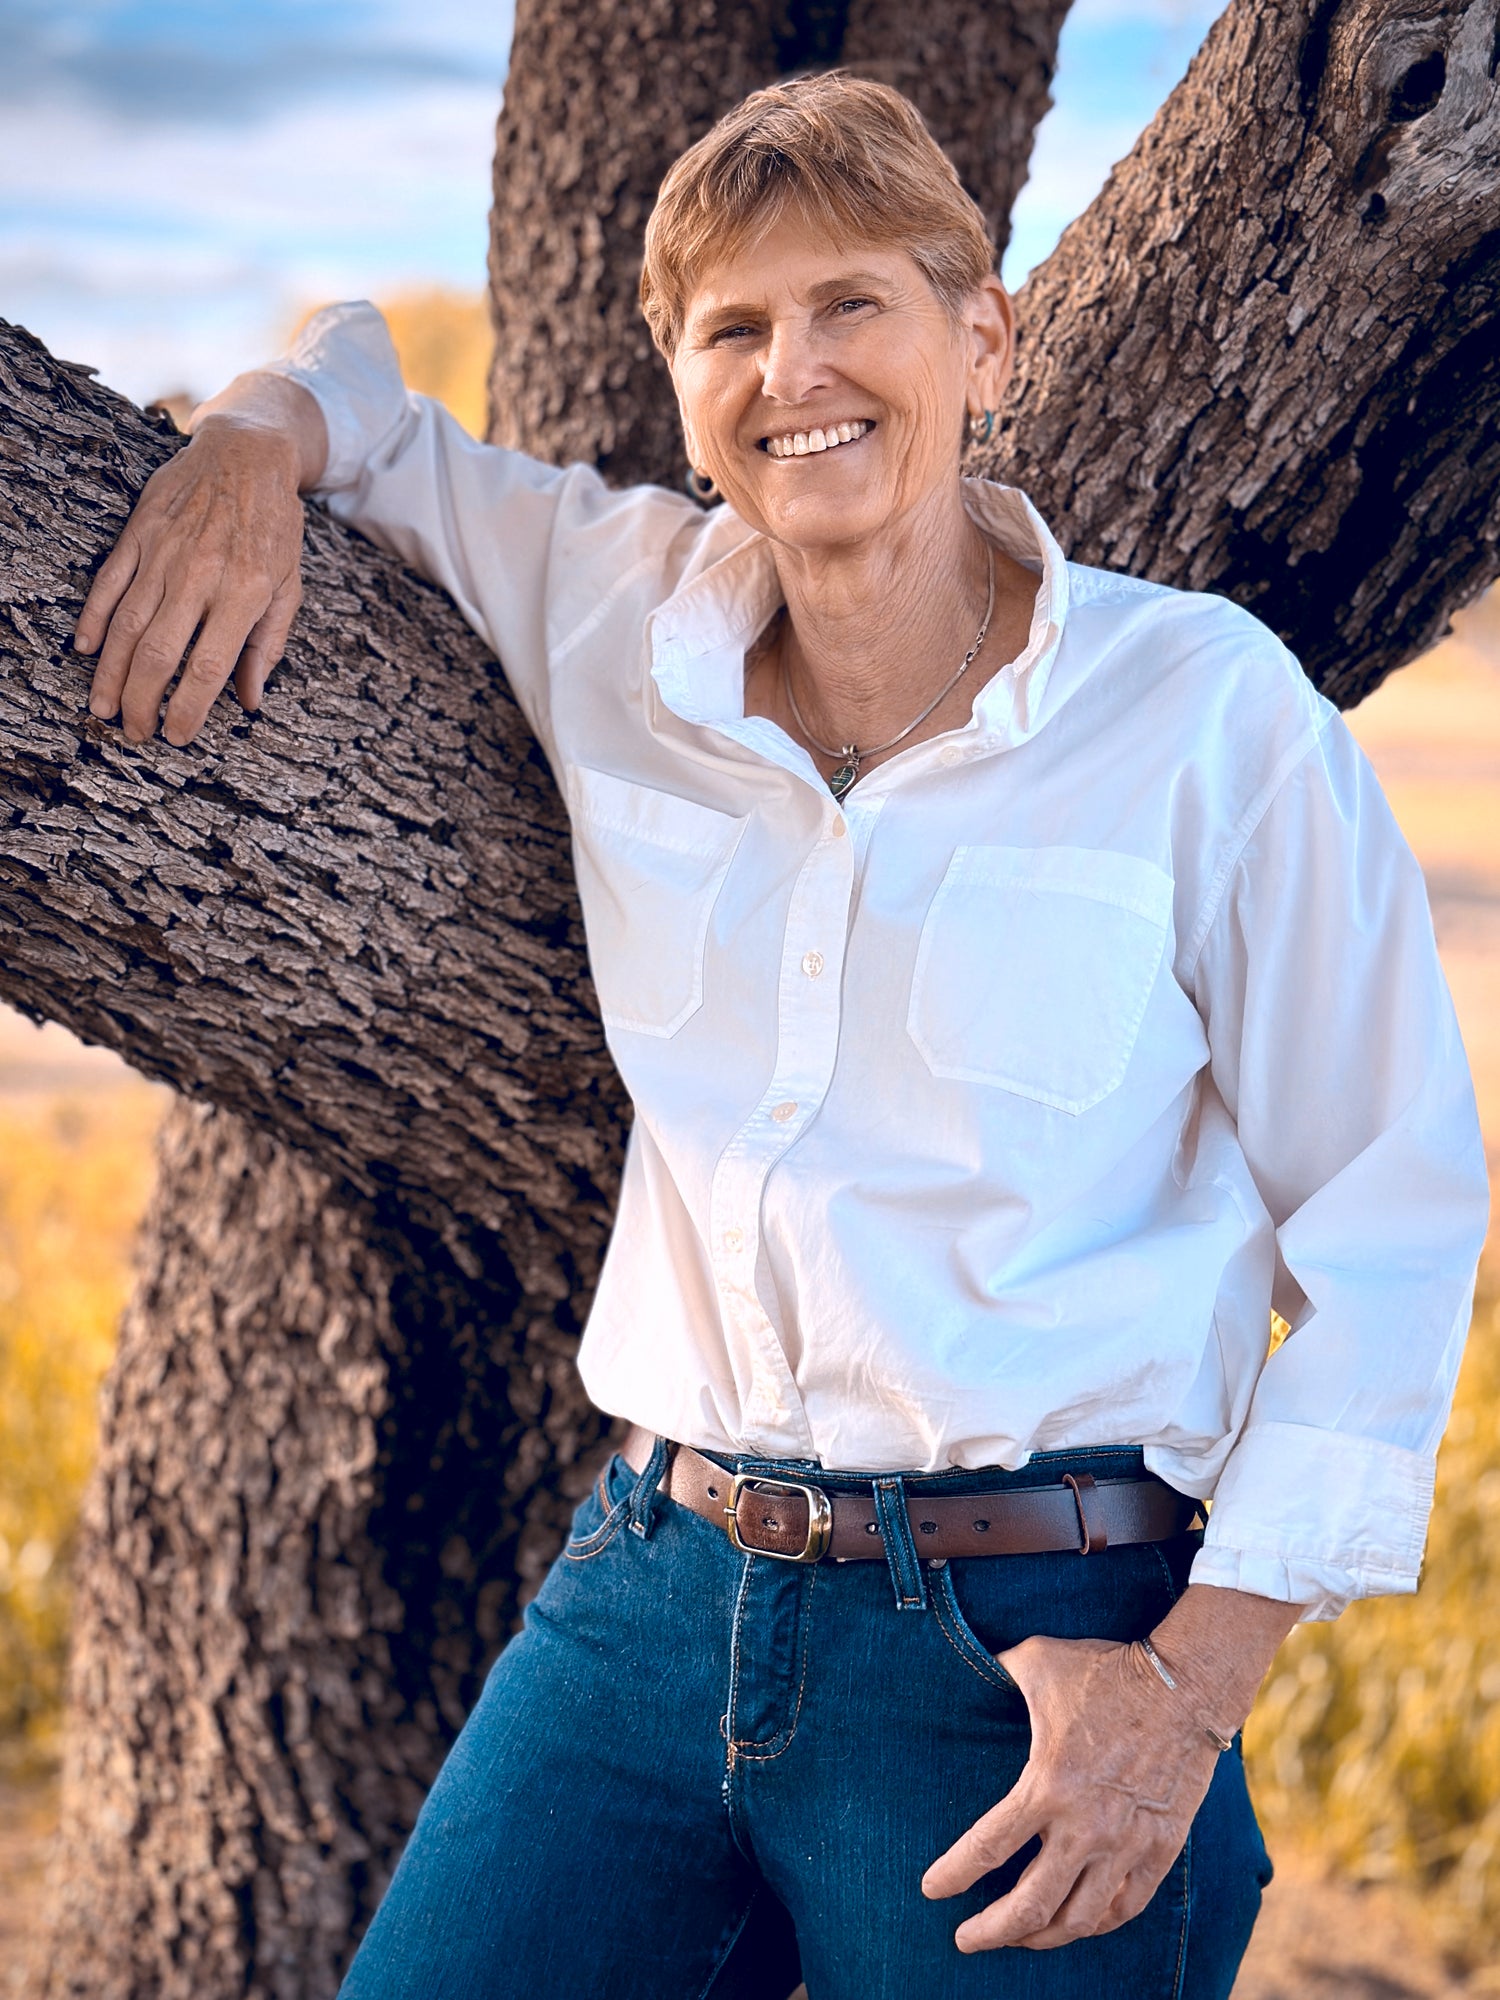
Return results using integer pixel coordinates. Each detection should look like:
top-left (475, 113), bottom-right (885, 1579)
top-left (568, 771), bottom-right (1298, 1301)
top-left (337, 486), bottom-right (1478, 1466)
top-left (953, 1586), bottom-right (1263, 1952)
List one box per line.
top-left (677, 401), bottom-right (704, 473)
top-left (965, 275), bottom-right (1015, 419)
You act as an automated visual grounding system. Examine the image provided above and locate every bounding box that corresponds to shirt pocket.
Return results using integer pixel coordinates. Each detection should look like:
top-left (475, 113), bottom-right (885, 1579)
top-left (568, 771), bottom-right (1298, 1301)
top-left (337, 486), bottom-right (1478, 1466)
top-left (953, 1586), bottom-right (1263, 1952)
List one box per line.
top-left (566, 766), bottom-right (748, 1038)
top-left (907, 844), bottom-right (1175, 1115)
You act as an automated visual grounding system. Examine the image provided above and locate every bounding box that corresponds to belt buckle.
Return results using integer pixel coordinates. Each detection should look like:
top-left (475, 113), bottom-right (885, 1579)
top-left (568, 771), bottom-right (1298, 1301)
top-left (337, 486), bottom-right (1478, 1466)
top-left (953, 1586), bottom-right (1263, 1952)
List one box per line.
top-left (724, 1472), bottom-right (833, 1563)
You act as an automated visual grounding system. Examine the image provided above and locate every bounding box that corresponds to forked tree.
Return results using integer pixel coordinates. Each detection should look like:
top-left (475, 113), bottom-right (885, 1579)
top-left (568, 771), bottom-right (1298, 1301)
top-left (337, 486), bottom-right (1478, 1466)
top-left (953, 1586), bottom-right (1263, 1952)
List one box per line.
top-left (0, 0), bottom-right (1495, 1993)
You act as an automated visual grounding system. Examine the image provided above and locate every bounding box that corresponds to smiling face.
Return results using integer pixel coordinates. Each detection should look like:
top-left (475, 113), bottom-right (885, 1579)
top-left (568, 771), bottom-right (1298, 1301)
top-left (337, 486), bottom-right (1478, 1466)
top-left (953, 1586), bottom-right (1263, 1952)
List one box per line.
top-left (670, 211), bottom-right (1013, 556)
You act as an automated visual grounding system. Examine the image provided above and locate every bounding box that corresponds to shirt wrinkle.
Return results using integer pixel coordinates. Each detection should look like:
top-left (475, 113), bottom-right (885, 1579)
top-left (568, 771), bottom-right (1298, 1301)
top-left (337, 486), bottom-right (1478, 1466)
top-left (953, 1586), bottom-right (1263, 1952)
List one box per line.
top-left (267, 300), bottom-right (1491, 1622)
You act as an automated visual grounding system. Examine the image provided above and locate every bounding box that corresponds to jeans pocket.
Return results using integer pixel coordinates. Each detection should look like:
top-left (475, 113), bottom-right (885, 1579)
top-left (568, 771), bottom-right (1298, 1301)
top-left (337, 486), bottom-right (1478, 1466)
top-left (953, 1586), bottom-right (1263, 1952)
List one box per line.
top-left (929, 1561), bottom-right (1020, 1695)
top-left (933, 1540), bottom-right (1188, 1689)
top-left (562, 1454), bottom-right (633, 1562)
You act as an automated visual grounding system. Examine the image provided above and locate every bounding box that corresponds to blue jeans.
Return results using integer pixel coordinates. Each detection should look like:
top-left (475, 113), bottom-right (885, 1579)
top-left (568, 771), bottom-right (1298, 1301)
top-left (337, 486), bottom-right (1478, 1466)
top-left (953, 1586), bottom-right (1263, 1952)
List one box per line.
top-left (340, 1443), bottom-right (1272, 1999)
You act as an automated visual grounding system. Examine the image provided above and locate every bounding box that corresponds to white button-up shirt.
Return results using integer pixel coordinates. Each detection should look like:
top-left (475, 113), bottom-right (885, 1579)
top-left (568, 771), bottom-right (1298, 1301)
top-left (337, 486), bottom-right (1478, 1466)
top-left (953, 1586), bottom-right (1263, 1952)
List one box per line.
top-left (270, 303), bottom-right (1490, 1619)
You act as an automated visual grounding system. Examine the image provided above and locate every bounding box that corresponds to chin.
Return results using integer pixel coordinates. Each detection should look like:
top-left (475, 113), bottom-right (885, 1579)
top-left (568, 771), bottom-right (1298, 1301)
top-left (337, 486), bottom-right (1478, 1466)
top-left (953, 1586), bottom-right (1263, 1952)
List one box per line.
top-left (751, 491), bottom-right (895, 552)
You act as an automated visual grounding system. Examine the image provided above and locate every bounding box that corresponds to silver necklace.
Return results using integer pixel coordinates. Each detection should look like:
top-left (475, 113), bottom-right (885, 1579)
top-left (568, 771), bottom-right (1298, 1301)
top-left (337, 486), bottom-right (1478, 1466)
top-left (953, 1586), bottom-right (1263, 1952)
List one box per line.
top-left (782, 547), bottom-right (997, 800)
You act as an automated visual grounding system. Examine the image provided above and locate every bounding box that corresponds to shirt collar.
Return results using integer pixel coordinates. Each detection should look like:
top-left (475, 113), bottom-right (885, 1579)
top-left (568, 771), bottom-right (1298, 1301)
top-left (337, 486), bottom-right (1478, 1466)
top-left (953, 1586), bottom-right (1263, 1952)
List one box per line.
top-left (646, 478), bottom-right (1070, 751)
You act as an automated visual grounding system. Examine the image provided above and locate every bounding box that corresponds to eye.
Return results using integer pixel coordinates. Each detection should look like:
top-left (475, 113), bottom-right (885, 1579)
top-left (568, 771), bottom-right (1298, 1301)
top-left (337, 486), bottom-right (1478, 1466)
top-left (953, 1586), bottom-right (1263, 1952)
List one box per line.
top-left (831, 296), bottom-right (875, 317)
top-left (708, 322), bottom-right (758, 345)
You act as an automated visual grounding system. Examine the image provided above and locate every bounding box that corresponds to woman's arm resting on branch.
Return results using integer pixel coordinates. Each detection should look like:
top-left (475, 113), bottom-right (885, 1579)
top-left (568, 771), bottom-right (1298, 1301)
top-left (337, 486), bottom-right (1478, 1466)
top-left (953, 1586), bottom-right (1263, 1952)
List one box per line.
top-left (73, 372), bottom-right (328, 746)
top-left (921, 1584), bottom-right (1300, 1952)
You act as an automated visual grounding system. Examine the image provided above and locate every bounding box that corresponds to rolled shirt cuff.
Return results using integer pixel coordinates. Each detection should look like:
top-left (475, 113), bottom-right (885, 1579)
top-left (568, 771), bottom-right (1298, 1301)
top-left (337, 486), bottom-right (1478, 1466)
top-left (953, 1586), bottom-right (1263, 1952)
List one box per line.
top-left (260, 301), bottom-right (409, 495)
top-left (1189, 1419), bottom-right (1438, 1621)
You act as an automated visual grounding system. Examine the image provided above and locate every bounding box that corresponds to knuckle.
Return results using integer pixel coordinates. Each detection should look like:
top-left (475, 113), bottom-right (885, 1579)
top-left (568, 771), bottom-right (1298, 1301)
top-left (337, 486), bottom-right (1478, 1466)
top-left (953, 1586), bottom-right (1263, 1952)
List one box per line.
top-left (969, 1828), bottom-right (1013, 1868)
top-left (130, 640), bottom-right (179, 677)
top-left (1009, 1892), bottom-right (1051, 1933)
top-left (109, 604), bottom-right (150, 640)
top-left (179, 653), bottom-right (228, 690)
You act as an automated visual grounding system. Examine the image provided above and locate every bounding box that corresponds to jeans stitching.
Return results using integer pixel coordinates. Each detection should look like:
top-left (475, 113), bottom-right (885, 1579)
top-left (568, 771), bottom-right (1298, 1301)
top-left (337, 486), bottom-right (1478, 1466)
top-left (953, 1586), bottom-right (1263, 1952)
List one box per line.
top-left (691, 1890), bottom-right (762, 2000)
top-left (562, 1499), bottom-right (631, 1563)
top-left (874, 1477), bottom-right (928, 1609)
top-left (930, 1565), bottom-right (1017, 1693)
top-left (1172, 1823), bottom-right (1193, 1999)
top-left (729, 1564), bottom-right (819, 1763)
top-left (1149, 1541), bottom-right (1180, 1605)
top-left (721, 1554), bottom-right (768, 1865)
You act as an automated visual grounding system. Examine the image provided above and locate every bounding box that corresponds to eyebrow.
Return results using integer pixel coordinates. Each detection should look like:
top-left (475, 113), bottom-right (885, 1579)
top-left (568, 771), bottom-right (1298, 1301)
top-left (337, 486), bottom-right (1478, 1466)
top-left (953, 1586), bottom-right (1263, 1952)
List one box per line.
top-left (688, 271), bottom-right (894, 332)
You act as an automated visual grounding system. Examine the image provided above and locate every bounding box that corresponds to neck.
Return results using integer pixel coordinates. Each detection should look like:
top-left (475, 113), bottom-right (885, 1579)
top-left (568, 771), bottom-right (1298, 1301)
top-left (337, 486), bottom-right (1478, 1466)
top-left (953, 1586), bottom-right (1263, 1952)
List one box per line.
top-left (767, 483), bottom-right (995, 751)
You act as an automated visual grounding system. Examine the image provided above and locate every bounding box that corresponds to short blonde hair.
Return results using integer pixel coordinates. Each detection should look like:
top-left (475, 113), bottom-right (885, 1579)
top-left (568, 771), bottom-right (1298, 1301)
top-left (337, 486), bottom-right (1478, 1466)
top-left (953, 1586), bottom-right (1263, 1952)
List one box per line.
top-left (640, 73), bottom-right (996, 358)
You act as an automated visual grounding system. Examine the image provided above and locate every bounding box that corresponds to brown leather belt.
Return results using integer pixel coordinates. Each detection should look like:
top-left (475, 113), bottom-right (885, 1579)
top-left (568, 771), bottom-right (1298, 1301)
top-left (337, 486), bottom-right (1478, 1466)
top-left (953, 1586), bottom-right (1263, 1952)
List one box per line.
top-left (621, 1426), bottom-right (1201, 1565)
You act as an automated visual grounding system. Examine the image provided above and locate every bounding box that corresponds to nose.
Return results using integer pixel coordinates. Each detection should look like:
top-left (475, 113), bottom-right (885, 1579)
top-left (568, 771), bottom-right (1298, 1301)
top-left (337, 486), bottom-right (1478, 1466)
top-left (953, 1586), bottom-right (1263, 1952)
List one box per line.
top-left (759, 317), bottom-right (830, 408)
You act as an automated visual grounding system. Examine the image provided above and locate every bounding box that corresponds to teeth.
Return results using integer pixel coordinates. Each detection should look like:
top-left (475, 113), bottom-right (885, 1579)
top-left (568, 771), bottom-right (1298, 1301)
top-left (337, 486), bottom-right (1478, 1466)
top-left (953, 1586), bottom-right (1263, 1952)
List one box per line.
top-left (766, 420), bottom-right (870, 459)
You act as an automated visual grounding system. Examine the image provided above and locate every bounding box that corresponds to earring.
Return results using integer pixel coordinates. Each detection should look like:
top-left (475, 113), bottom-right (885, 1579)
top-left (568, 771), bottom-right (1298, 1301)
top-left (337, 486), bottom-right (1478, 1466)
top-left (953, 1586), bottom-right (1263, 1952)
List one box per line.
top-left (684, 466), bottom-right (720, 504)
top-left (967, 408), bottom-right (996, 447)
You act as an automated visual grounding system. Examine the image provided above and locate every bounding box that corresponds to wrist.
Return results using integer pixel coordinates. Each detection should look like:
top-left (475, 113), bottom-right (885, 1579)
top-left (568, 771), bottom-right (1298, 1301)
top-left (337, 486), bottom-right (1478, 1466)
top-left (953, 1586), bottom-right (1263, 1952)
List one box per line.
top-left (186, 373), bottom-right (328, 490)
top-left (1146, 1582), bottom-right (1301, 1742)
top-left (1133, 1637), bottom-right (1240, 1754)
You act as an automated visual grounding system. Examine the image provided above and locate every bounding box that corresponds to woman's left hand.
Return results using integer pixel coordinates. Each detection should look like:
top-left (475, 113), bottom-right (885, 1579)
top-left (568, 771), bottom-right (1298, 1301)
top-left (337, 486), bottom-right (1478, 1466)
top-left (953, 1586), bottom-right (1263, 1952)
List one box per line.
top-left (920, 1633), bottom-right (1220, 1952)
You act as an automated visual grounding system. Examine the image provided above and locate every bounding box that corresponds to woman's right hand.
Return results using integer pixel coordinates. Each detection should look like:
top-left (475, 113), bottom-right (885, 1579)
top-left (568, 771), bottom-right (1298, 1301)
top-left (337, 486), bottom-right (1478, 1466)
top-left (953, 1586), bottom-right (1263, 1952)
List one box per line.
top-left (74, 374), bottom-right (327, 747)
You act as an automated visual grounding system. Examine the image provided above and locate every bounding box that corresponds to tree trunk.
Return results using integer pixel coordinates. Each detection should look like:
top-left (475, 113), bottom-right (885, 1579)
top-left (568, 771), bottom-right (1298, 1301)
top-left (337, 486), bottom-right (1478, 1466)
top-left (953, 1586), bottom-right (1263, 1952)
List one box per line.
top-left (44, 1100), bottom-right (615, 1999)
top-left (988, 0), bottom-right (1500, 705)
top-left (4, 0), bottom-right (1495, 1991)
top-left (20, 5), bottom-right (1074, 1993)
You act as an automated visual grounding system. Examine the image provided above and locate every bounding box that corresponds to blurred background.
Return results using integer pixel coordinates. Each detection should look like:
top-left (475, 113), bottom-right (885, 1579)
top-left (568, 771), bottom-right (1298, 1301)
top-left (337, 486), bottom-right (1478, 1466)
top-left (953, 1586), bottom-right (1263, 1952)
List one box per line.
top-left (2, 1), bottom-right (1497, 1993)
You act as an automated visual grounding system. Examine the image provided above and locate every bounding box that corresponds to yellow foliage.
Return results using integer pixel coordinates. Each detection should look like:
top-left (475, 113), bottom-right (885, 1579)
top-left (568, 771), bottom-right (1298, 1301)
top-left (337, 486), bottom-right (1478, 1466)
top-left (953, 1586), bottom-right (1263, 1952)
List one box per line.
top-left (289, 289), bottom-right (493, 439)
top-left (0, 1088), bottom-right (167, 1746)
top-left (1246, 1284), bottom-right (1500, 1960)
top-left (377, 289), bottom-right (492, 438)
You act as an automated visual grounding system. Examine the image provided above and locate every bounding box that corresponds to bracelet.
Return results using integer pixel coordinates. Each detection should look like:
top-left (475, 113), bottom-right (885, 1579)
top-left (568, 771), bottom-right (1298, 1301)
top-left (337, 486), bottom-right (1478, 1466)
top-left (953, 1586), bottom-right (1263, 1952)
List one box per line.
top-left (1134, 1639), bottom-right (1237, 1755)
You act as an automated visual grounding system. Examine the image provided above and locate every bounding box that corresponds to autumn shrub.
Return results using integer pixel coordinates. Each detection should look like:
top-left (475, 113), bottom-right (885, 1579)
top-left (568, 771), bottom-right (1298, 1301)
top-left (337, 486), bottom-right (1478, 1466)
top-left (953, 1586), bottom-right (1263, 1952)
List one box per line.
top-left (1246, 1282), bottom-right (1500, 1960)
top-left (0, 1087), bottom-right (166, 1752)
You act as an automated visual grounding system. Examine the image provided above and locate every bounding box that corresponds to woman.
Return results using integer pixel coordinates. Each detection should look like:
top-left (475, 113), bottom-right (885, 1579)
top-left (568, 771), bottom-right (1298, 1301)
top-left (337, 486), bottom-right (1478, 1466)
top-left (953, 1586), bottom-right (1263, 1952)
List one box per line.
top-left (75, 73), bottom-right (1487, 2000)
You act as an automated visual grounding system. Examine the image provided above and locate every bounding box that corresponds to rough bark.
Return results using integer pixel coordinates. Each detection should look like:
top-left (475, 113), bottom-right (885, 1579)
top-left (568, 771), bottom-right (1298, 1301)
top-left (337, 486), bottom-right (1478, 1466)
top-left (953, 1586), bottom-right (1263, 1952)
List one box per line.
top-left (6, 0), bottom-right (1497, 1992)
top-left (0, 324), bottom-right (620, 1249)
top-left (46, 1096), bottom-right (632, 1999)
top-left (23, 4), bottom-right (1075, 1992)
top-left (487, 0), bottom-right (1073, 484)
top-left (990, 0), bottom-right (1500, 704)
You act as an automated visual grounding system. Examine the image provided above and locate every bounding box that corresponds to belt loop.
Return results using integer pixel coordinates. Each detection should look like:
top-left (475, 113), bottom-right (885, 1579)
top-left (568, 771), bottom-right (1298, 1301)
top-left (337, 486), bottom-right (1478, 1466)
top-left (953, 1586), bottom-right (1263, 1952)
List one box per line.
top-left (873, 1477), bottom-right (928, 1611)
top-left (628, 1434), bottom-right (673, 1539)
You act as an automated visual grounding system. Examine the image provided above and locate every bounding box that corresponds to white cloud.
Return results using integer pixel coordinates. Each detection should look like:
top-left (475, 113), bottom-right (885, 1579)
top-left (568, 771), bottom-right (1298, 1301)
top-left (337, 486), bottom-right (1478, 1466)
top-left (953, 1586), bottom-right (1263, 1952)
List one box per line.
top-left (0, 82), bottom-right (501, 403)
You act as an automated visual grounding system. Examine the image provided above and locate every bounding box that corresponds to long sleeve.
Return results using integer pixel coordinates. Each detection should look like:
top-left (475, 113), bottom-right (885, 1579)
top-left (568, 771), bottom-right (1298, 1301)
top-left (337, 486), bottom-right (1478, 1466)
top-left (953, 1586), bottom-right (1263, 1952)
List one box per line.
top-left (261, 301), bottom-right (703, 761)
top-left (1187, 702), bottom-right (1490, 1619)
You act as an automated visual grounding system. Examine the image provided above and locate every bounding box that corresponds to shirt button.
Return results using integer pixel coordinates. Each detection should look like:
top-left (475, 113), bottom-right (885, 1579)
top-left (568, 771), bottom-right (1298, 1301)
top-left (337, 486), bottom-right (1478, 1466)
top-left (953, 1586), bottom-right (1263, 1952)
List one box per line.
top-left (940, 746), bottom-right (963, 767)
top-left (722, 1226), bottom-right (744, 1253)
top-left (830, 819), bottom-right (847, 838)
top-left (771, 1100), bottom-right (798, 1123)
top-left (801, 950), bottom-right (825, 978)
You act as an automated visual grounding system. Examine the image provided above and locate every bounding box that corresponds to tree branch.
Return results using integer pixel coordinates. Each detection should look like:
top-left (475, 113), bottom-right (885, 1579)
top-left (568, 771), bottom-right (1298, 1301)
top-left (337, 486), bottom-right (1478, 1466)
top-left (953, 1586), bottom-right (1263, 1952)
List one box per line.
top-left (995, 0), bottom-right (1500, 703)
top-left (0, 321), bottom-right (625, 1255)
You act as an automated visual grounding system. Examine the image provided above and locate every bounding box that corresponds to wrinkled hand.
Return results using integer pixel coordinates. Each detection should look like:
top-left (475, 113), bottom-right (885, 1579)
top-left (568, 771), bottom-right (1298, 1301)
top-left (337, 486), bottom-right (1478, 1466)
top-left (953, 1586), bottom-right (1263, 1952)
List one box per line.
top-left (74, 418), bottom-right (307, 747)
top-left (922, 1634), bottom-right (1220, 1952)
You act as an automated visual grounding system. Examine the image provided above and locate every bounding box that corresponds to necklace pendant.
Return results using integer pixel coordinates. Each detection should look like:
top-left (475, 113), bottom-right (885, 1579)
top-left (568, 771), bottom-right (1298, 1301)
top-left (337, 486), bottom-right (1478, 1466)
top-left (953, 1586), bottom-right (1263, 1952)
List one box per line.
top-left (828, 756), bottom-right (859, 800)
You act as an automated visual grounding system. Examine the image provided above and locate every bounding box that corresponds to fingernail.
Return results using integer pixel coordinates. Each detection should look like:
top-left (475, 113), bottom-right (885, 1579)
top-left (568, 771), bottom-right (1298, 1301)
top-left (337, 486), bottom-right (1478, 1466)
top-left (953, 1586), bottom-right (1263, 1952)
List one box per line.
top-left (88, 698), bottom-right (110, 718)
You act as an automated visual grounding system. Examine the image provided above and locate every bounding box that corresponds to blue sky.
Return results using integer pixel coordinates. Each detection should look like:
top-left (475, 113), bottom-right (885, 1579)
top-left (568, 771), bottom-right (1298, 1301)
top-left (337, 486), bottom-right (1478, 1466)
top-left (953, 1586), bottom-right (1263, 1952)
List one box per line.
top-left (1, 0), bottom-right (1223, 407)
